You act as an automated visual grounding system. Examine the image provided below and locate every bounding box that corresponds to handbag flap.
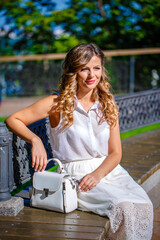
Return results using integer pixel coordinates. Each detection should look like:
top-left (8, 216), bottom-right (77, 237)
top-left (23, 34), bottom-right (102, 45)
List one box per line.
top-left (33, 171), bottom-right (65, 192)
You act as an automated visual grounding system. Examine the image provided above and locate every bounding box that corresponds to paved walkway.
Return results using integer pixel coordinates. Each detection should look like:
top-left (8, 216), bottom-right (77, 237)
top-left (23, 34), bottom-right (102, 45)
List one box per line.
top-left (0, 96), bottom-right (44, 117)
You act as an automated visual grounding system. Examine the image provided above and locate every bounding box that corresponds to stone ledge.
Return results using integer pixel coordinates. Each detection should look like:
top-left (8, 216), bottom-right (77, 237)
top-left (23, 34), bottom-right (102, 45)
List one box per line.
top-left (148, 182), bottom-right (160, 210)
top-left (0, 197), bottom-right (24, 216)
top-left (141, 168), bottom-right (160, 193)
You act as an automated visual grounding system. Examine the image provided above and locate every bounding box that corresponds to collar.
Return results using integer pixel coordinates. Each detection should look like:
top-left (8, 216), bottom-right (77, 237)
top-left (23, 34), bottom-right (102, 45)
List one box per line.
top-left (74, 95), bottom-right (100, 114)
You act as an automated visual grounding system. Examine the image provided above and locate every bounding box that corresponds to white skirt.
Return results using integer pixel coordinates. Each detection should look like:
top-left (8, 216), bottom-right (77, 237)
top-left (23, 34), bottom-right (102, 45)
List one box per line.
top-left (62, 157), bottom-right (153, 240)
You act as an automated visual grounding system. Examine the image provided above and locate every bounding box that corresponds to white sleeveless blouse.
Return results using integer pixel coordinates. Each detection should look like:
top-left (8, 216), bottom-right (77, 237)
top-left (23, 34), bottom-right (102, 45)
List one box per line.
top-left (50, 97), bottom-right (110, 162)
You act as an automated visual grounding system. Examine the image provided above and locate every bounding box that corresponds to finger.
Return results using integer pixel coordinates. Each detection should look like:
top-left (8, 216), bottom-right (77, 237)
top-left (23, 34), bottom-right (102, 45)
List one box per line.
top-left (32, 150), bottom-right (36, 168)
top-left (34, 157), bottom-right (39, 171)
top-left (88, 183), bottom-right (96, 191)
top-left (36, 160), bottom-right (42, 172)
top-left (32, 156), bottom-right (36, 168)
top-left (41, 158), bottom-right (47, 171)
top-left (83, 178), bottom-right (97, 191)
top-left (79, 175), bottom-right (90, 186)
top-left (80, 178), bottom-right (93, 191)
top-left (79, 176), bottom-right (88, 190)
top-left (82, 182), bottom-right (91, 191)
top-left (37, 156), bottom-right (44, 172)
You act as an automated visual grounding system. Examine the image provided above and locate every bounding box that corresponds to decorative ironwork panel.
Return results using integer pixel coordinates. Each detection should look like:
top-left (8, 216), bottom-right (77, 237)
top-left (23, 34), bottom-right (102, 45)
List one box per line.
top-left (12, 118), bottom-right (53, 187)
top-left (115, 89), bottom-right (160, 132)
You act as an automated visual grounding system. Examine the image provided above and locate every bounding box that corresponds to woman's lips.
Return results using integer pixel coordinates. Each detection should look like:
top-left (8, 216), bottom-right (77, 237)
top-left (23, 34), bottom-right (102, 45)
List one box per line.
top-left (86, 80), bottom-right (95, 84)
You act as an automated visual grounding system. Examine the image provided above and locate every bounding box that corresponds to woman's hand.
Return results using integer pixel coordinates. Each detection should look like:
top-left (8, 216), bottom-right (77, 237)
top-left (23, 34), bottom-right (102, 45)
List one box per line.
top-left (31, 137), bottom-right (47, 172)
top-left (78, 172), bottom-right (101, 192)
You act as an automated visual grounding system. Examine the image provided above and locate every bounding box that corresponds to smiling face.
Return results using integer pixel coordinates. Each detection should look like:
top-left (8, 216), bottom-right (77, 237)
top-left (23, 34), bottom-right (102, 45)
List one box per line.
top-left (76, 55), bottom-right (102, 95)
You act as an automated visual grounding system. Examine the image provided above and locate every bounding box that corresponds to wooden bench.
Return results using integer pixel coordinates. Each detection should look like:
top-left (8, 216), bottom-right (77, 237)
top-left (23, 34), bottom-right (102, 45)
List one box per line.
top-left (0, 208), bottom-right (109, 240)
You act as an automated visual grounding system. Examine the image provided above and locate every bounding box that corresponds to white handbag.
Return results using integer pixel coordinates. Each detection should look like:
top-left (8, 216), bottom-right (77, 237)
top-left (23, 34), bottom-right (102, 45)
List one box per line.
top-left (30, 158), bottom-right (78, 213)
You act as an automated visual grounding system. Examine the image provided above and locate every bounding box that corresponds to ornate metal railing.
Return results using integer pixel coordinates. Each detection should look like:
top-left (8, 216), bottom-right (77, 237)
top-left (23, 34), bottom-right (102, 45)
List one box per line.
top-left (1, 89), bottom-right (160, 194)
top-left (115, 89), bottom-right (160, 132)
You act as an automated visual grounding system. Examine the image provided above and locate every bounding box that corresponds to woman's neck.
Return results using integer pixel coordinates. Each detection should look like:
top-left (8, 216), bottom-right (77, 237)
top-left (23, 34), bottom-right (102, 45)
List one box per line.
top-left (76, 90), bottom-right (94, 103)
top-left (76, 91), bottom-right (95, 113)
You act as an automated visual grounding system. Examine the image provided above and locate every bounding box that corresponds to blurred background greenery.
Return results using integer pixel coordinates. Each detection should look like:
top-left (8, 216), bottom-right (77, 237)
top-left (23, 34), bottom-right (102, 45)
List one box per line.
top-left (0, 0), bottom-right (160, 97)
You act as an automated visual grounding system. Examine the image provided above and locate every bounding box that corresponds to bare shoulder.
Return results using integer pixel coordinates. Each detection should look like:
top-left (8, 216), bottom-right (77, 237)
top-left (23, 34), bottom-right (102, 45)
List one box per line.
top-left (28, 94), bottom-right (59, 113)
top-left (46, 94), bottom-right (59, 114)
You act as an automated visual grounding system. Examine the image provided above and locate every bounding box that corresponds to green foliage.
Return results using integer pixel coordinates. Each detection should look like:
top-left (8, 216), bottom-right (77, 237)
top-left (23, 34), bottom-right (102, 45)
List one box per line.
top-left (0, 0), bottom-right (56, 55)
top-left (0, 0), bottom-right (160, 55)
top-left (53, 35), bottom-right (82, 52)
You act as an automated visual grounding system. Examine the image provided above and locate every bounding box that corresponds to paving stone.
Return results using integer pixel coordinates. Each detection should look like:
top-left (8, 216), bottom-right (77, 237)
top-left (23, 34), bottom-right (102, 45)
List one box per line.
top-left (154, 205), bottom-right (160, 222)
top-left (0, 197), bottom-right (24, 216)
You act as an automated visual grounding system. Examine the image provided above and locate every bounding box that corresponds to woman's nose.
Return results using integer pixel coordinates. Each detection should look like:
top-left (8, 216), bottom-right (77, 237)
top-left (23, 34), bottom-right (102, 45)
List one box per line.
top-left (88, 69), bottom-right (94, 77)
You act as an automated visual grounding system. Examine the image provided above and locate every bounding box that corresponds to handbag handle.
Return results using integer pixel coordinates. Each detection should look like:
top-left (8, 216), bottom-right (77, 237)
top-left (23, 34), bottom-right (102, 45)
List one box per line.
top-left (47, 158), bottom-right (65, 174)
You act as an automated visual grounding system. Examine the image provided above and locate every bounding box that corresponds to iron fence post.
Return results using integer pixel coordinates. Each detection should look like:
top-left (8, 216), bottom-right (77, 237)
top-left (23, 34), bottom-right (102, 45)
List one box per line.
top-left (129, 56), bottom-right (135, 93)
top-left (0, 121), bottom-right (12, 201)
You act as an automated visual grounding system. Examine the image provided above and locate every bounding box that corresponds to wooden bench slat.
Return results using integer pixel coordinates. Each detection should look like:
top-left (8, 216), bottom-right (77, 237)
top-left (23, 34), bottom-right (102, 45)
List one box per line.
top-left (22, 207), bottom-right (108, 222)
top-left (0, 215), bottom-right (108, 227)
top-left (0, 227), bottom-right (103, 240)
top-left (0, 236), bottom-right (57, 240)
top-left (0, 220), bottom-right (109, 240)
top-left (0, 221), bottom-right (104, 233)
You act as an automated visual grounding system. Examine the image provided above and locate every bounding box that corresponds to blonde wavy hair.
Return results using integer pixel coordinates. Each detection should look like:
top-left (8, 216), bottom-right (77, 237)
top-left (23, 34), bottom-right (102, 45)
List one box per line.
top-left (56, 43), bottom-right (119, 128)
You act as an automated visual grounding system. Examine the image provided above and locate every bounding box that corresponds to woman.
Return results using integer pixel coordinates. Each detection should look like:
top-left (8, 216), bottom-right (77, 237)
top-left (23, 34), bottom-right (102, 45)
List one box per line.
top-left (6, 43), bottom-right (153, 239)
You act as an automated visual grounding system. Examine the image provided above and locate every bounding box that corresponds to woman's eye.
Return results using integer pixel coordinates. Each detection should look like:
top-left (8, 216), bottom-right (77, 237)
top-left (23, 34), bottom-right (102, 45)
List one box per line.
top-left (81, 68), bottom-right (87, 71)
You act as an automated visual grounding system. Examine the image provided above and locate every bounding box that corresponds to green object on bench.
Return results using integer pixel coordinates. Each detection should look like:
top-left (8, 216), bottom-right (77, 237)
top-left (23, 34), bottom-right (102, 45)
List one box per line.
top-left (48, 164), bottom-right (59, 172)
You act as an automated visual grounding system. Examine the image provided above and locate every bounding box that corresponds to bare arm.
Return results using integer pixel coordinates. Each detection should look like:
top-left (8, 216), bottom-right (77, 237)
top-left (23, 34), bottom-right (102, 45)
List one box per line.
top-left (79, 119), bottom-right (122, 191)
top-left (6, 95), bottom-right (58, 171)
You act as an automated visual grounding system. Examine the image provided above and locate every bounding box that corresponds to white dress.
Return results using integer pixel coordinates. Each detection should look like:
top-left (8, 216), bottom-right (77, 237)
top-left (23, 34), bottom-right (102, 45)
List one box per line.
top-left (50, 97), bottom-right (153, 240)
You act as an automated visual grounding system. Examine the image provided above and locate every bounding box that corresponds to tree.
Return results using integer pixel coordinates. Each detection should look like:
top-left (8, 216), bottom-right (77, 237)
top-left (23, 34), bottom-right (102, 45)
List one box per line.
top-left (53, 0), bottom-right (160, 50)
top-left (0, 0), bottom-right (57, 55)
top-left (0, 0), bottom-right (160, 55)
